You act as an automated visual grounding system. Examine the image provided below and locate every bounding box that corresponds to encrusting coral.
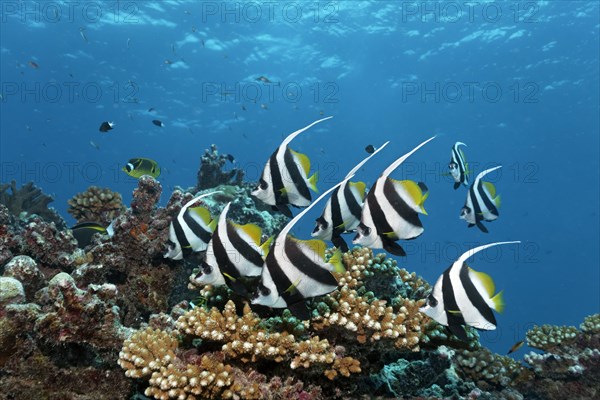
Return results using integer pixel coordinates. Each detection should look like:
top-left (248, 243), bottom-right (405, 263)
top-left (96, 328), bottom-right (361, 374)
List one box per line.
top-left (67, 186), bottom-right (125, 225)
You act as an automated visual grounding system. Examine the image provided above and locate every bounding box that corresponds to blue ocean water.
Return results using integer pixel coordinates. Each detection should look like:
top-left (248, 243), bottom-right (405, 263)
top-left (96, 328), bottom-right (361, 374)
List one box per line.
top-left (1, 0), bottom-right (598, 357)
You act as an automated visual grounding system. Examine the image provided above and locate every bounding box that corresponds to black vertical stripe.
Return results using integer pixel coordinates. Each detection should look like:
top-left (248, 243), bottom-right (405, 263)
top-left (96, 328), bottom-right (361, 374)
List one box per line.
top-left (344, 182), bottom-right (363, 221)
top-left (477, 181), bottom-right (499, 217)
top-left (459, 263), bottom-right (496, 327)
top-left (264, 247), bottom-right (302, 306)
top-left (284, 239), bottom-right (338, 287)
top-left (469, 183), bottom-right (484, 223)
top-left (330, 186), bottom-right (345, 236)
top-left (382, 179), bottom-right (423, 228)
top-left (212, 228), bottom-right (241, 279)
top-left (283, 148), bottom-right (311, 203)
top-left (172, 219), bottom-right (191, 255)
top-left (183, 211), bottom-right (212, 244)
top-left (441, 267), bottom-right (466, 327)
top-left (366, 181), bottom-right (396, 239)
top-left (268, 151), bottom-right (287, 205)
top-left (227, 223), bottom-right (264, 268)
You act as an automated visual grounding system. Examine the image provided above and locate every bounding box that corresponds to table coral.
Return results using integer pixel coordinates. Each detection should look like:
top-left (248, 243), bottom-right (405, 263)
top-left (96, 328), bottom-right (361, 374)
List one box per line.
top-left (67, 186), bottom-right (125, 225)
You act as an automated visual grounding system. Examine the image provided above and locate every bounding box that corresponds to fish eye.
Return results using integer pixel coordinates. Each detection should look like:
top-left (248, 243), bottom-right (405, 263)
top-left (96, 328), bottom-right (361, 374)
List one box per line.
top-left (427, 294), bottom-right (438, 307)
top-left (201, 262), bottom-right (212, 274)
top-left (258, 284), bottom-right (270, 296)
top-left (126, 163), bottom-right (134, 172)
top-left (258, 179), bottom-right (268, 190)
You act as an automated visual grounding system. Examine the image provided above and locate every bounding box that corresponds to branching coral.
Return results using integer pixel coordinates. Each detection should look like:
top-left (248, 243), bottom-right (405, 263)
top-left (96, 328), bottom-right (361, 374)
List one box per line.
top-left (119, 326), bottom-right (324, 400)
top-left (67, 186), bottom-right (125, 225)
top-left (0, 180), bottom-right (65, 228)
top-left (526, 324), bottom-right (578, 351)
top-left (456, 347), bottom-right (526, 388)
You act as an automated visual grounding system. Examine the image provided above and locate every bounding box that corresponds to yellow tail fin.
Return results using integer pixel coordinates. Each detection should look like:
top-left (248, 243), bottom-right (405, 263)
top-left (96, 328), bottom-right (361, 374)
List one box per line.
top-left (491, 290), bottom-right (505, 313)
top-left (328, 248), bottom-right (345, 273)
top-left (308, 172), bottom-right (319, 193)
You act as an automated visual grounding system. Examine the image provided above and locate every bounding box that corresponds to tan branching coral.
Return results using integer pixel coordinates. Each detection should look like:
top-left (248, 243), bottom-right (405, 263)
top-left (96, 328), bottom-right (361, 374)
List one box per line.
top-left (312, 286), bottom-right (425, 351)
top-left (118, 327), bottom-right (178, 379)
top-left (67, 186), bottom-right (125, 225)
top-left (175, 301), bottom-right (360, 378)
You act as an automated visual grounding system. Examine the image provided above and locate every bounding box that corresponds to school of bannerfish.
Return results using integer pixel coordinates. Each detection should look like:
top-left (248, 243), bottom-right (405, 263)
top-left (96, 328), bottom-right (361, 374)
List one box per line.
top-left (163, 116), bottom-right (519, 340)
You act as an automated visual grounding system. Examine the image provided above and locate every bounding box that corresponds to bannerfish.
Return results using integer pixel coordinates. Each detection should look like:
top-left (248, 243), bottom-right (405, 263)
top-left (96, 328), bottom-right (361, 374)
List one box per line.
top-left (252, 117), bottom-right (330, 217)
top-left (507, 340), bottom-right (525, 355)
top-left (420, 241), bottom-right (520, 341)
top-left (312, 141), bottom-right (390, 252)
top-left (122, 158), bottom-right (161, 179)
top-left (71, 221), bottom-right (107, 248)
top-left (191, 202), bottom-right (271, 295)
top-left (365, 144), bottom-right (375, 154)
top-left (352, 137), bottom-right (435, 256)
top-left (252, 180), bottom-right (348, 320)
top-left (99, 121), bottom-right (114, 132)
top-left (152, 119), bottom-right (164, 127)
top-left (460, 165), bottom-right (502, 233)
top-left (164, 192), bottom-right (220, 260)
top-left (449, 142), bottom-right (469, 189)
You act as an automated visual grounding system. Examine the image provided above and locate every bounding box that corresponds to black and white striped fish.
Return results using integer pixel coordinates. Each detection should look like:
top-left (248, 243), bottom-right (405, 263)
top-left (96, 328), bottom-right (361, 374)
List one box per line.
top-left (460, 166), bottom-right (502, 233)
top-left (252, 180), bottom-right (348, 320)
top-left (420, 241), bottom-right (520, 341)
top-left (164, 192), bottom-right (219, 260)
top-left (252, 117), bottom-right (332, 218)
top-left (191, 202), bottom-right (271, 295)
top-left (449, 142), bottom-right (469, 189)
top-left (352, 137), bottom-right (435, 256)
top-left (311, 141), bottom-right (390, 252)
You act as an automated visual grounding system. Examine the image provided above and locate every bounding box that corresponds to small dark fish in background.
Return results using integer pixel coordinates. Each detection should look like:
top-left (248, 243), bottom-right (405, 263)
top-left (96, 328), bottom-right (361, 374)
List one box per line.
top-left (152, 120), bottom-right (164, 127)
top-left (28, 60), bottom-right (39, 69)
top-left (223, 154), bottom-right (235, 163)
top-left (148, 107), bottom-right (156, 113)
top-left (507, 340), bottom-right (525, 355)
top-left (71, 221), bottom-right (107, 248)
top-left (99, 121), bottom-right (114, 132)
top-left (365, 144), bottom-right (375, 154)
top-left (256, 76), bottom-right (271, 83)
top-left (122, 157), bottom-right (161, 179)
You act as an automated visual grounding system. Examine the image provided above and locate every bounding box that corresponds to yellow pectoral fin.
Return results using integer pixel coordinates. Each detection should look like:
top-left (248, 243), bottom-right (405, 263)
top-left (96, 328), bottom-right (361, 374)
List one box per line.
top-left (223, 272), bottom-right (236, 282)
top-left (284, 279), bottom-right (301, 295)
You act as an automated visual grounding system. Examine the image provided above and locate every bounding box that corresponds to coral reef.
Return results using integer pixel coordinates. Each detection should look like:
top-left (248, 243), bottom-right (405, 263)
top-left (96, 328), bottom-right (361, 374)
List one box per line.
top-left (67, 186), bottom-right (125, 225)
top-left (516, 314), bottom-right (600, 399)
top-left (0, 180), bottom-right (65, 228)
top-left (2, 145), bottom-right (598, 399)
top-left (196, 144), bottom-right (244, 190)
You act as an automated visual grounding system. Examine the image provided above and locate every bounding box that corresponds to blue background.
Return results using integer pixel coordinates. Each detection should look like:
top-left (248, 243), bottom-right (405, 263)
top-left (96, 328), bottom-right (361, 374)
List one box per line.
top-left (1, 1), bottom-right (599, 356)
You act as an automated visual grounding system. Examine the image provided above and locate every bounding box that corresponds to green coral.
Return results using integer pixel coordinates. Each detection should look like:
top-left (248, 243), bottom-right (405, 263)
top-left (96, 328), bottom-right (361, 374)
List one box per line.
top-left (580, 313), bottom-right (600, 334)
